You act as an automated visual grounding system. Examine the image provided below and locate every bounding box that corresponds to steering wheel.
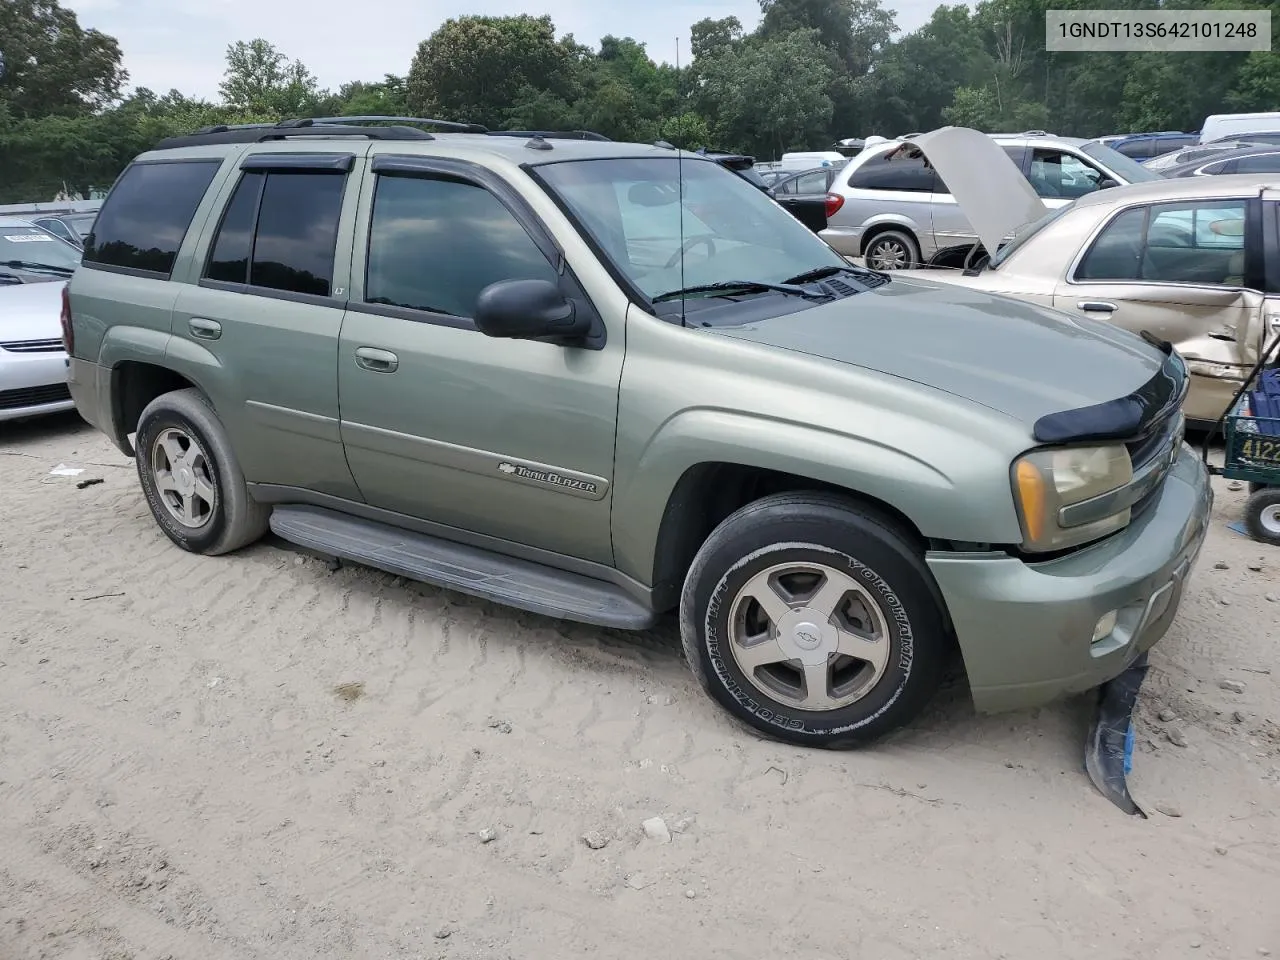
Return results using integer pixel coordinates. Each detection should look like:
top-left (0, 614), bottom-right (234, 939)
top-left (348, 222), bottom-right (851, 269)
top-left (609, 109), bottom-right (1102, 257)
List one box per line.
top-left (664, 235), bottom-right (716, 271)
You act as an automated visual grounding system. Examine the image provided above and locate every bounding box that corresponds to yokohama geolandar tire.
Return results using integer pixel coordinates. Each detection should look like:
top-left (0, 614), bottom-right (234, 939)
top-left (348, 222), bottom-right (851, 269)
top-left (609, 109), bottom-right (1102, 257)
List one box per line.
top-left (679, 492), bottom-right (951, 747)
top-left (135, 388), bottom-right (270, 556)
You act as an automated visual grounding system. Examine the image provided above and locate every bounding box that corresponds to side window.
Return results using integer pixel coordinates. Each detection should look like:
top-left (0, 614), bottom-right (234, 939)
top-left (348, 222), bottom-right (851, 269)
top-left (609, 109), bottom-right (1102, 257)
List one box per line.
top-left (1028, 149), bottom-right (1105, 200)
top-left (364, 175), bottom-right (558, 319)
top-left (794, 170), bottom-right (829, 195)
top-left (1236, 152), bottom-right (1280, 174)
top-left (34, 218), bottom-right (75, 242)
top-left (1001, 144), bottom-right (1027, 171)
top-left (1200, 159), bottom-right (1237, 175)
top-left (847, 152), bottom-right (936, 192)
top-left (202, 170), bottom-right (345, 297)
top-left (1077, 201), bottom-right (1248, 285)
top-left (84, 160), bottom-right (221, 277)
top-left (1076, 208), bottom-right (1147, 281)
top-left (774, 177), bottom-right (798, 196)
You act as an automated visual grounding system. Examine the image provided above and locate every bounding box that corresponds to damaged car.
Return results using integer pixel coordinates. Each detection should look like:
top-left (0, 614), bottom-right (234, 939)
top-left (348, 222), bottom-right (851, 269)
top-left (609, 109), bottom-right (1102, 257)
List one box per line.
top-left (891, 127), bottom-right (1278, 426)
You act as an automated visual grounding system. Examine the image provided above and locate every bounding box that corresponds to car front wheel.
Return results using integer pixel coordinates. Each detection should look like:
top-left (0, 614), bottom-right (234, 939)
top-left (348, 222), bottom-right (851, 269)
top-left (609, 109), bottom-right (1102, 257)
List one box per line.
top-left (679, 492), bottom-right (950, 746)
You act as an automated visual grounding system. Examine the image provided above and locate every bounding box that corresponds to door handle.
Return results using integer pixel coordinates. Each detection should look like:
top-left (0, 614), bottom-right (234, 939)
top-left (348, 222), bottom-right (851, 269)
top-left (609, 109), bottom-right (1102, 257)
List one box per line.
top-left (1076, 300), bottom-right (1118, 314)
top-left (354, 346), bottom-right (399, 373)
top-left (188, 317), bottom-right (222, 340)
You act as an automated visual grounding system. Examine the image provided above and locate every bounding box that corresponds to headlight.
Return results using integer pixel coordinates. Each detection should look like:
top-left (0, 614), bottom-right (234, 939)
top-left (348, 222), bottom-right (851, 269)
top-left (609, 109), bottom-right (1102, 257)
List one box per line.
top-left (1012, 445), bottom-right (1134, 552)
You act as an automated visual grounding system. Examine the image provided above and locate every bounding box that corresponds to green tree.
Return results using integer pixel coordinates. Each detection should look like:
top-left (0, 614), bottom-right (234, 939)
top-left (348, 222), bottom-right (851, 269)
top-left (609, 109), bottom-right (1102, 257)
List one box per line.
top-left (406, 15), bottom-right (583, 128)
top-left (0, 0), bottom-right (127, 117)
top-left (690, 16), bottom-right (743, 60)
top-left (218, 38), bottom-right (327, 117)
top-left (335, 76), bottom-right (410, 117)
top-left (698, 30), bottom-right (835, 158)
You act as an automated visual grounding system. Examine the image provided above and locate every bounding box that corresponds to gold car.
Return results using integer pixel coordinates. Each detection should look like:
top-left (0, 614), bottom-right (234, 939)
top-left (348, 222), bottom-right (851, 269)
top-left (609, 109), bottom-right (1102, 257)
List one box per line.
top-left (892, 127), bottom-right (1279, 426)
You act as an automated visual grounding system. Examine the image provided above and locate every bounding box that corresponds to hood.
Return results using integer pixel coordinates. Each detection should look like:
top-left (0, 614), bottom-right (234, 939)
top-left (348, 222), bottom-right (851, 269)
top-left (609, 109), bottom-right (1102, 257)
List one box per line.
top-left (887, 127), bottom-right (1048, 254)
top-left (711, 277), bottom-right (1165, 428)
top-left (0, 279), bottom-right (66, 343)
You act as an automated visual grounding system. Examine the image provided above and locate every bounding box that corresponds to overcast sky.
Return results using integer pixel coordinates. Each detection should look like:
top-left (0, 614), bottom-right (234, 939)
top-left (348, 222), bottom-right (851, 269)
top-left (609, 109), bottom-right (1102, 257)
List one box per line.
top-left (63, 0), bottom-right (940, 101)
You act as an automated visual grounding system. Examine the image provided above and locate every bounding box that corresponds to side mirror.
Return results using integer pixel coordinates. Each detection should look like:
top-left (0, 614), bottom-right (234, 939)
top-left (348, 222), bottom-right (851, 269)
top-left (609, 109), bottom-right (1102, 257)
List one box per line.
top-left (474, 279), bottom-right (591, 342)
top-left (1098, 177), bottom-right (1119, 189)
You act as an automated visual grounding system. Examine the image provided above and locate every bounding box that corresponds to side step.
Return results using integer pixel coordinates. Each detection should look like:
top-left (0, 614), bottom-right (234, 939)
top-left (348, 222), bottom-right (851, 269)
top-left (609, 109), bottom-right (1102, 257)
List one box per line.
top-left (269, 505), bottom-right (657, 630)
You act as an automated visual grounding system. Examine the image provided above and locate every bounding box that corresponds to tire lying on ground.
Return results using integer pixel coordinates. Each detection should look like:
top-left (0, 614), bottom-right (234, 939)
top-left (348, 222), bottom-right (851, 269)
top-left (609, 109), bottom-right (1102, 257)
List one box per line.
top-left (135, 388), bottom-right (270, 556)
top-left (679, 491), bottom-right (950, 747)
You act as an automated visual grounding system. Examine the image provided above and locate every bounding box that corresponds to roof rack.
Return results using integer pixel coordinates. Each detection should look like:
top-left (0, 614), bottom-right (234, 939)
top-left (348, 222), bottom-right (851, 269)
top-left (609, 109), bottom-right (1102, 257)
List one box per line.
top-left (488, 129), bottom-right (611, 141)
top-left (304, 115), bottom-right (489, 133)
top-left (152, 115), bottom-right (492, 151)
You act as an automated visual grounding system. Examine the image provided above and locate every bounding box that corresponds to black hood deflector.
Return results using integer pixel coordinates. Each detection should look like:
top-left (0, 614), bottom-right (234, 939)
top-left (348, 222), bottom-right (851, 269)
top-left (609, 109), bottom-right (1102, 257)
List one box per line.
top-left (1033, 344), bottom-right (1187, 445)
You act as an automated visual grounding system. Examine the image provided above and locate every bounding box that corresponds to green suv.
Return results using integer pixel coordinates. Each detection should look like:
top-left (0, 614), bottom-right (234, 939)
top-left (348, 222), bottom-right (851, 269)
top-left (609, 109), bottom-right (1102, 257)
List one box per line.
top-left (65, 117), bottom-right (1213, 746)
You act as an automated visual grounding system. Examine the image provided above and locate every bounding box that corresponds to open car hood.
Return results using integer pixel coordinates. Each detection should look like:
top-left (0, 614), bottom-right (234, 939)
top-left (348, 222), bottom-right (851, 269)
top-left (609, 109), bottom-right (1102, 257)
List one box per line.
top-left (886, 127), bottom-right (1048, 253)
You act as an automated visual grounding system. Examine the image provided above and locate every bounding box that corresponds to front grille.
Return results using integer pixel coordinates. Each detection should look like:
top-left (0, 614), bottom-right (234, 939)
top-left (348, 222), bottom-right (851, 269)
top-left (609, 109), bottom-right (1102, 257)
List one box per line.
top-left (1127, 411), bottom-right (1184, 519)
top-left (1, 338), bottom-right (64, 354)
top-left (0, 382), bottom-right (71, 410)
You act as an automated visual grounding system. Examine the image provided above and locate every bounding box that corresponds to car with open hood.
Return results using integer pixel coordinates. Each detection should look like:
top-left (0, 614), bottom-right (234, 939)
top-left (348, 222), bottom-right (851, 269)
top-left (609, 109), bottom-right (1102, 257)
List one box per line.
top-left (892, 127), bottom-right (1279, 426)
top-left (64, 115), bottom-right (1211, 746)
top-left (819, 128), bottom-right (1162, 271)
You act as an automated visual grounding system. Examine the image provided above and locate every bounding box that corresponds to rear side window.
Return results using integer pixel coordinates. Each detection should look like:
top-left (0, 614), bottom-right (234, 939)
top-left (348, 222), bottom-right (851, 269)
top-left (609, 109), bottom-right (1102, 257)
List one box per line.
top-left (1235, 152), bottom-right (1280, 173)
top-left (203, 170), bottom-right (345, 298)
top-left (84, 160), bottom-right (221, 277)
top-left (847, 152), bottom-right (937, 193)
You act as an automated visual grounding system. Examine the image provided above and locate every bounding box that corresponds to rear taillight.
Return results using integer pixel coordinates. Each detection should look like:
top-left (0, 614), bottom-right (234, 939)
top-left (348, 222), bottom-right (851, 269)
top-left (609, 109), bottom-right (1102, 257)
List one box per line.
top-left (60, 283), bottom-right (74, 356)
top-left (824, 192), bottom-right (844, 218)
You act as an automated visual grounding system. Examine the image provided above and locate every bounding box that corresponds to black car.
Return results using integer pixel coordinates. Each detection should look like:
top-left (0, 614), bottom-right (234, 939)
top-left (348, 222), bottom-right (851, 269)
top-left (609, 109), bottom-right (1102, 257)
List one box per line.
top-left (766, 166), bottom-right (841, 233)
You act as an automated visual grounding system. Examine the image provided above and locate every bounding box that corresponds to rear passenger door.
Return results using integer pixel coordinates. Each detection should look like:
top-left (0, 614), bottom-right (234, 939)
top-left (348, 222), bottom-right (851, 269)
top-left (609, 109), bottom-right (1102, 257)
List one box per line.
top-left (168, 148), bottom-right (364, 500)
top-left (335, 152), bottom-right (623, 565)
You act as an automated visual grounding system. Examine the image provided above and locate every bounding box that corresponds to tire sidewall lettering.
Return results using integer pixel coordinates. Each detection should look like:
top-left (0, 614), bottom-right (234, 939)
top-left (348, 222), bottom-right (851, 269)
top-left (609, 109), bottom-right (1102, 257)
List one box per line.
top-left (702, 544), bottom-right (914, 738)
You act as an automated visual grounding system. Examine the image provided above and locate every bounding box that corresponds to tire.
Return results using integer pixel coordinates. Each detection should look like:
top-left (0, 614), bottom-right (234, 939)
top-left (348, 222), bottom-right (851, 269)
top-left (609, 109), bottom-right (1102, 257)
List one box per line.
top-left (862, 229), bottom-right (920, 271)
top-left (679, 492), bottom-right (950, 747)
top-left (135, 388), bottom-right (269, 556)
top-left (1244, 487), bottom-right (1280, 546)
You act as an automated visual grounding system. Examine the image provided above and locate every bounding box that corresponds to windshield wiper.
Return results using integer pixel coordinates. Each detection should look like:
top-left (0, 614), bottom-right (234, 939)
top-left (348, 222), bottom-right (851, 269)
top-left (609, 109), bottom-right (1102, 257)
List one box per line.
top-left (0, 260), bottom-right (74, 277)
top-left (782, 264), bottom-right (863, 284)
top-left (651, 280), bottom-right (821, 304)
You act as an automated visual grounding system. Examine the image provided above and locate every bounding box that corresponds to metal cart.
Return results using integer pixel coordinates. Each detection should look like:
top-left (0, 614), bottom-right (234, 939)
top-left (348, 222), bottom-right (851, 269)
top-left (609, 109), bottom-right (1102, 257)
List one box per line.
top-left (1201, 334), bottom-right (1280, 546)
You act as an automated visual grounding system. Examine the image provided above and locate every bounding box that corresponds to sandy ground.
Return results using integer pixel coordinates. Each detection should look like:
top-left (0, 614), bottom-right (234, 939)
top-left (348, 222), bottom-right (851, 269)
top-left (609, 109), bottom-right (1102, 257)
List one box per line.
top-left (1, 412), bottom-right (1278, 960)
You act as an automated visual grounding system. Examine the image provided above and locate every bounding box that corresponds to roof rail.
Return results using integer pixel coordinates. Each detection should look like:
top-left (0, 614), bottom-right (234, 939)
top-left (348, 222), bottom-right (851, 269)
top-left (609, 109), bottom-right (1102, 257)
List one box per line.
top-left (488, 129), bottom-right (611, 141)
top-left (152, 119), bottom-right (441, 151)
top-left (303, 115), bottom-right (489, 134)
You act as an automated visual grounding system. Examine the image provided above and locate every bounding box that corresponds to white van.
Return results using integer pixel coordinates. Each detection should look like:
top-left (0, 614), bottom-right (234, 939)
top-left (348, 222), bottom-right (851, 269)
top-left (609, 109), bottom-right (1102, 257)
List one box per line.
top-left (777, 150), bottom-right (846, 171)
top-left (1199, 112), bottom-right (1280, 144)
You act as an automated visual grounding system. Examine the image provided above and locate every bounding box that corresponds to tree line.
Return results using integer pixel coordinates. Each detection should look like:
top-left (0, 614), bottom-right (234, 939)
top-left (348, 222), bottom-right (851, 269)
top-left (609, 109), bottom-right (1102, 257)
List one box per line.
top-left (2, 0), bottom-right (1279, 203)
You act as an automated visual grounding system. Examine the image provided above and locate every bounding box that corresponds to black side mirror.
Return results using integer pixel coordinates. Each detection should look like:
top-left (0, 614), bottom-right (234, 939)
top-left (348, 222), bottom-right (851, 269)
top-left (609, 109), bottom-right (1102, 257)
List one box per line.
top-left (1098, 177), bottom-right (1119, 189)
top-left (474, 279), bottom-right (591, 343)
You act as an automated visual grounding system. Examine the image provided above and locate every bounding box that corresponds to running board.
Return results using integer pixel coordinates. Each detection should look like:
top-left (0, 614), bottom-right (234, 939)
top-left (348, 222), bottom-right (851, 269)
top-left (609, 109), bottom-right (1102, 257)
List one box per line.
top-left (269, 505), bottom-right (657, 630)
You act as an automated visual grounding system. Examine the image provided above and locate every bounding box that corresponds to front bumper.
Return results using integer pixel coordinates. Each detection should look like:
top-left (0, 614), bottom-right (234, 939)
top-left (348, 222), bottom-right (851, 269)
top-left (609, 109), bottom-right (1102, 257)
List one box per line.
top-left (0, 351), bottom-right (74, 422)
top-left (926, 446), bottom-right (1213, 714)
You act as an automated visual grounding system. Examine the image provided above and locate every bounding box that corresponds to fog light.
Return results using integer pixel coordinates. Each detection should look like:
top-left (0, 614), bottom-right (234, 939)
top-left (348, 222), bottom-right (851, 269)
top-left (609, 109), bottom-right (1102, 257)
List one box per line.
top-left (1092, 610), bottom-right (1119, 643)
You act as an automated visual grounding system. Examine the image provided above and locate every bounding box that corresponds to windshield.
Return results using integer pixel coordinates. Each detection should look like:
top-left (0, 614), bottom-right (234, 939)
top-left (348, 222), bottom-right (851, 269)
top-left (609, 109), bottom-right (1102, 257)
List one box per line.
top-left (534, 156), bottom-right (847, 301)
top-left (1079, 141), bottom-right (1164, 183)
top-left (988, 205), bottom-right (1071, 269)
top-left (0, 224), bottom-right (82, 273)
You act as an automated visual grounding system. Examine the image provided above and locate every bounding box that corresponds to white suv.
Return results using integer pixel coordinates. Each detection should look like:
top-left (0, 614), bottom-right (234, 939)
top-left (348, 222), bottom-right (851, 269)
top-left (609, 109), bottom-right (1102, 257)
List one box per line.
top-left (819, 131), bottom-right (1164, 270)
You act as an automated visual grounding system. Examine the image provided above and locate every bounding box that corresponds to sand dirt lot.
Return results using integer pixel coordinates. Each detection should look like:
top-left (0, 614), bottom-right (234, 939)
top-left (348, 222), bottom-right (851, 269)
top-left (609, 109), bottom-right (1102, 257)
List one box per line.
top-left (2, 413), bottom-right (1278, 960)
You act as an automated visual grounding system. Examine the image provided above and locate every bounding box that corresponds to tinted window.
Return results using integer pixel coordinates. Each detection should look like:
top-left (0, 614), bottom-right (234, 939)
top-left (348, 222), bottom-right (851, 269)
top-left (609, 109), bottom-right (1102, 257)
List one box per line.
top-left (365, 175), bottom-right (558, 318)
top-left (1001, 145), bottom-right (1027, 170)
top-left (847, 151), bottom-right (936, 192)
top-left (250, 172), bottom-right (344, 296)
top-left (34, 218), bottom-right (75, 242)
top-left (84, 160), bottom-right (220, 277)
top-left (205, 171), bottom-right (264, 284)
top-left (1077, 201), bottom-right (1248, 285)
top-left (774, 176), bottom-right (799, 196)
top-left (1236, 152), bottom-right (1280, 173)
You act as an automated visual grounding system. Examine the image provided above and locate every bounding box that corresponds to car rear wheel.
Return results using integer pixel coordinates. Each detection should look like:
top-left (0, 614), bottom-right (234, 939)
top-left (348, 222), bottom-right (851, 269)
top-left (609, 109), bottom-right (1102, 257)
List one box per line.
top-left (135, 388), bottom-right (269, 556)
top-left (863, 229), bottom-right (920, 271)
top-left (679, 492), bottom-right (950, 747)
